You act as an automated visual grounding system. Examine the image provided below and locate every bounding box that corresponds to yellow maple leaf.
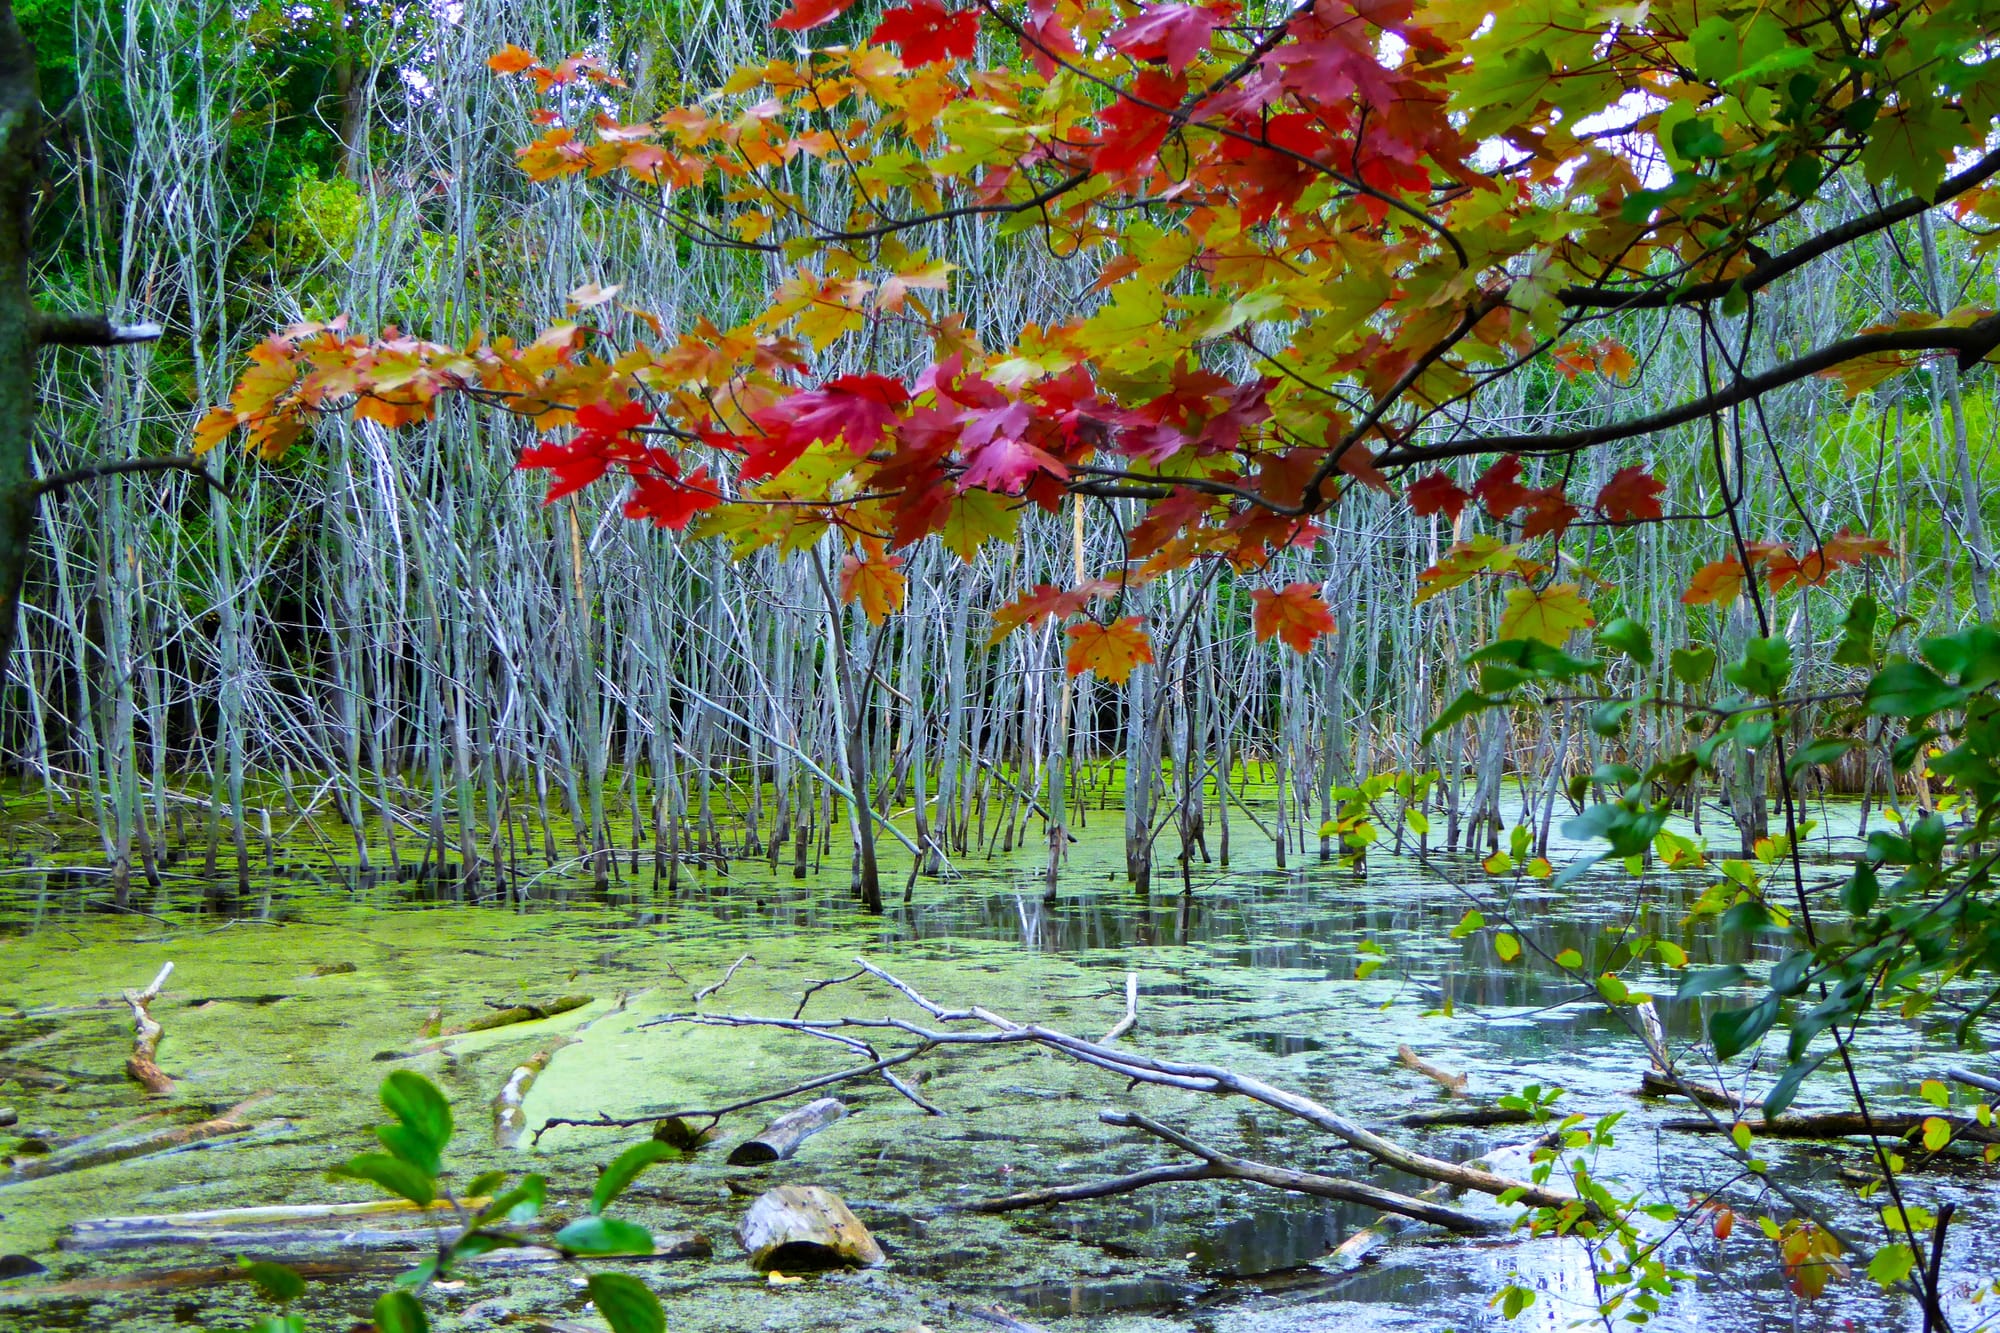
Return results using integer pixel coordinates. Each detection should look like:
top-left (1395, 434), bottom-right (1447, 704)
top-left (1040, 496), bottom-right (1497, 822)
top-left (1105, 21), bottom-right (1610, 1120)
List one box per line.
top-left (1498, 582), bottom-right (1594, 645)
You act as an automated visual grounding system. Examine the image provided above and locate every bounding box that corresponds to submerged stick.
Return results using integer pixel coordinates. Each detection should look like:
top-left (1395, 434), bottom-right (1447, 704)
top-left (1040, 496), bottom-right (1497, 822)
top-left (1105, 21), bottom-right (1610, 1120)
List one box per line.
top-left (492, 1037), bottom-right (574, 1148)
top-left (2, 1095), bottom-right (269, 1184)
top-left (124, 962), bottom-right (175, 1096)
top-left (1397, 1045), bottom-right (1467, 1096)
top-left (694, 954), bottom-right (755, 1003)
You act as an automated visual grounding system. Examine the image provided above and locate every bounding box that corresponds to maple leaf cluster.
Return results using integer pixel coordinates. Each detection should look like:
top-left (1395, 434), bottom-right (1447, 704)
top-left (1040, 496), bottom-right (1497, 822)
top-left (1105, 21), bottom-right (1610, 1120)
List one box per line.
top-left (199, 0), bottom-right (1966, 676)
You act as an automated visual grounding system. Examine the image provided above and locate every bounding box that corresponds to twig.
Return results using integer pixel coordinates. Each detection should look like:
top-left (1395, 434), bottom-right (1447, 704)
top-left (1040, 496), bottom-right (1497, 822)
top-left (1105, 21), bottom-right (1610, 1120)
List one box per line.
top-left (1100, 972), bottom-right (1139, 1044)
top-left (694, 953), bottom-right (754, 1003)
top-left (1397, 1045), bottom-right (1468, 1096)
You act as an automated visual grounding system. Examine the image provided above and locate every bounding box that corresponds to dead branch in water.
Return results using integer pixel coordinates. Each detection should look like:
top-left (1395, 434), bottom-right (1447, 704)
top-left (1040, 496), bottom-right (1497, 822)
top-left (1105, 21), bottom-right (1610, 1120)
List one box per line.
top-left (123, 962), bottom-right (174, 1096)
top-left (1397, 1045), bottom-right (1468, 1095)
top-left (2, 1094), bottom-right (271, 1184)
top-left (970, 1109), bottom-right (1497, 1234)
top-left (613, 958), bottom-right (1582, 1217)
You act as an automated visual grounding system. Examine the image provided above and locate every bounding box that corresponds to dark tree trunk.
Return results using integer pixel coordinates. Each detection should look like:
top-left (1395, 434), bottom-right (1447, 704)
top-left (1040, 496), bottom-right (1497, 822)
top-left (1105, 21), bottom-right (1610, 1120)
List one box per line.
top-left (0, 0), bottom-right (41, 686)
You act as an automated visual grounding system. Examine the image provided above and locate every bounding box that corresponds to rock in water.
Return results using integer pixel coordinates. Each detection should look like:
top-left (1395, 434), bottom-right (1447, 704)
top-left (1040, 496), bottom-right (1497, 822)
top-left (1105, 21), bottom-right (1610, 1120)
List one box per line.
top-left (736, 1185), bottom-right (885, 1271)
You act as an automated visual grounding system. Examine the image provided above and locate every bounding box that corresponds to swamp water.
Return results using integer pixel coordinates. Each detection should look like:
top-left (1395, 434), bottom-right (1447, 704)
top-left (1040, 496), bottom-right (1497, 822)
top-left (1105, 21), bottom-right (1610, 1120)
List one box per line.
top-left (0, 799), bottom-right (1995, 1332)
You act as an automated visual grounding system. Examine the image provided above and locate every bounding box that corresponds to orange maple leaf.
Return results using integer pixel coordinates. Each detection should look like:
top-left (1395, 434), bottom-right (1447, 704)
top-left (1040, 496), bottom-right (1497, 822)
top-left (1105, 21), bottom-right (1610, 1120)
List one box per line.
top-left (1251, 582), bottom-right (1336, 653)
top-left (488, 45), bottom-right (537, 75)
top-left (1065, 617), bottom-right (1153, 684)
top-left (840, 550), bottom-right (907, 624)
top-left (1681, 558), bottom-right (1747, 606)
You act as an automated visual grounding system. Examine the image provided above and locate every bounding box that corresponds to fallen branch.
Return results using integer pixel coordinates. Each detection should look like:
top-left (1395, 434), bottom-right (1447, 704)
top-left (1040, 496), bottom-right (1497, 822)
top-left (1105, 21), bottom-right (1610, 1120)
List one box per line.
top-left (1639, 1068), bottom-right (1757, 1112)
top-left (17, 1234), bottom-right (712, 1296)
top-left (973, 1109), bottom-right (1495, 1234)
top-left (124, 962), bottom-right (175, 1096)
top-left (2, 1095), bottom-right (269, 1184)
top-left (461, 994), bottom-right (590, 1034)
top-left (1397, 1045), bottom-right (1467, 1096)
top-left (694, 953), bottom-right (755, 1003)
top-left (1947, 1067), bottom-right (2000, 1099)
top-left (1100, 973), bottom-right (1139, 1044)
top-left (1663, 1112), bottom-right (2000, 1144)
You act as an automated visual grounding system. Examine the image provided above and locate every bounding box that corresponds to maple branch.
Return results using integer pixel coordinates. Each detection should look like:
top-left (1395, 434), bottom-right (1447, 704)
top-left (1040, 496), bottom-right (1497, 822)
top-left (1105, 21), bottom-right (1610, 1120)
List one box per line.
top-left (1376, 312), bottom-right (2000, 467)
top-left (1556, 147), bottom-right (2000, 311)
top-left (33, 455), bottom-right (233, 502)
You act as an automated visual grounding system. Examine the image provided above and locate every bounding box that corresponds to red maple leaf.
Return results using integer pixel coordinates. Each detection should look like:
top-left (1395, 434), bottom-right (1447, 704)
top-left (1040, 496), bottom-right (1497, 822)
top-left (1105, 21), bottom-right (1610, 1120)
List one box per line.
top-left (747, 373), bottom-right (910, 480)
top-left (772, 0), bottom-right (855, 30)
top-left (1021, 0), bottom-right (1081, 77)
top-left (1469, 454), bottom-right (1533, 518)
top-left (870, 1), bottom-right (980, 65)
top-left (959, 402), bottom-right (1066, 492)
top-left (1107, 3), bottom-right (1229, 71)
top-left (624, 467), bottom-right (722, 530)
top-left (1518, 485), bottom-right (1579, 539)
top-left (1093, 69), bottom-right (1186, 175)
top-left (1596, 465), bottom-right (1665, 524)
top-left (989, 579), bottom-right (1121, 642)
top-left (1251, 582), bottom-right (1336, 653)
top-left (1406, 470), bottom-right (1468, 520)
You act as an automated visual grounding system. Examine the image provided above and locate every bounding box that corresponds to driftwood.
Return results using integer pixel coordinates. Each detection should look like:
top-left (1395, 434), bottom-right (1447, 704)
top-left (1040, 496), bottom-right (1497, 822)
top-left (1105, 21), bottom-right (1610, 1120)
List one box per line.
top-left (639, 958), bottom-right (1579, 1214)
top-left (972, 1109), bottom-right (1496, 1235)
top-left (727, 1097), bottom-right (847, 1165)
top-left (123, 962), bottom-right (175, 1096)
top-left (1663, 1112), bottom-right (2000, 1144)
top-left (1397, 1046), bottom-right (1468, 1095)
top-left (736, 1185), bottom-right (884, 1270)
top-left (1, 1095), bottom-right (267, 1184)
top-left (65, 1219), bottom-right (710, 1259)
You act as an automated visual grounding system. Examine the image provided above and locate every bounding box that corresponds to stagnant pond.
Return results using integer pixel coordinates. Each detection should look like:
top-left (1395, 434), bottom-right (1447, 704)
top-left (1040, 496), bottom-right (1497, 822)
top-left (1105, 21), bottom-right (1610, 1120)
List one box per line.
top-left (1, 796), bottom-right (1995, 1332)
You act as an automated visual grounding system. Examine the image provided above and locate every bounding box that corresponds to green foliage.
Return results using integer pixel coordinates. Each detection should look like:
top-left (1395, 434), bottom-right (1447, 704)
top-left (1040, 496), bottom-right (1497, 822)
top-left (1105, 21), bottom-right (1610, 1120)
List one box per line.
top-left (250, 1071), bottom-right (666, 1332)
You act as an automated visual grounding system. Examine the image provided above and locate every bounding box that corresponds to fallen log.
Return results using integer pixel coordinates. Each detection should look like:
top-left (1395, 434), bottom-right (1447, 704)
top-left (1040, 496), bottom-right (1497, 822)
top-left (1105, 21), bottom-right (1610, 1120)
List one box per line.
top-left (1397, 1045), bottom-right (1467, 1096)
top-left (727, 1097), bottom-right (847, 1165)
top-left (124, 962), bottom-right (174, 1096)
top-left (0, 1095), bottom-right (268, 1184)
top-left (737, 1184), bottom-right (884, 1270)
top-left (1329, 1127), bottom-right (1563, 1269)
top-left (1662, 1112), bottom-right (2000, 1144)
top-left (461, 995), bottom-right (591, 1034)
top-left (492, 1038), bottom-right (574, 1149)
top-left (970, 1110), bottom-right (1498, 1236)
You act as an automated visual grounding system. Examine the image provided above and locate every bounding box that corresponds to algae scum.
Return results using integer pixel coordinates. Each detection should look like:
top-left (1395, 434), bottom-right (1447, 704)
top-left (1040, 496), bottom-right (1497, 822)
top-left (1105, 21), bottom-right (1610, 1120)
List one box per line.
top-left (1, 813), bottom-right (1996, 1332)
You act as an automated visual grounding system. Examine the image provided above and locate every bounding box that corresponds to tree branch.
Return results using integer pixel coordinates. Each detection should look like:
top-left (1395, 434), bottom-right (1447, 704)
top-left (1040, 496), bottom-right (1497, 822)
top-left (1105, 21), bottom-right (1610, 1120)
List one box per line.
top-left (33, 455), bottom-right (233, 501)
top-left (1377, 313), bottom-right (2000, 467)
top-left (1556, 149), bottom-right (2000, 311)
